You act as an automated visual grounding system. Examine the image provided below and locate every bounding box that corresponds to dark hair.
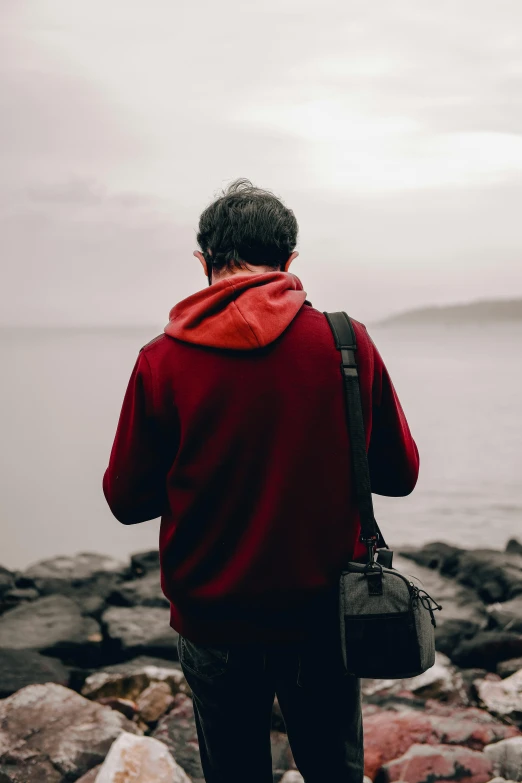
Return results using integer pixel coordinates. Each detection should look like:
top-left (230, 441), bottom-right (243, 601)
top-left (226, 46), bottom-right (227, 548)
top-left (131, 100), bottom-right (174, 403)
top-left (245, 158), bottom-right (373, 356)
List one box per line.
top-left (196, 178), bottom-right (298, 275)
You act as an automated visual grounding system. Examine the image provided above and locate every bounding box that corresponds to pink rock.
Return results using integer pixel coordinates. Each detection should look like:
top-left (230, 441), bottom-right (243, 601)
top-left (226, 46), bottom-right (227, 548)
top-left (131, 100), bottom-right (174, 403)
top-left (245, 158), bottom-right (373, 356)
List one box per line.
top-left (376, 743), bottom-right (493, 783)
top-left (364, 707), bottom-right (519, 780)
top-left (95, 731), bottom-right (190, 782)
top-left (136, 681), bottom-right (175, 724)
top-left (364, 710), bottom-right (435, 779)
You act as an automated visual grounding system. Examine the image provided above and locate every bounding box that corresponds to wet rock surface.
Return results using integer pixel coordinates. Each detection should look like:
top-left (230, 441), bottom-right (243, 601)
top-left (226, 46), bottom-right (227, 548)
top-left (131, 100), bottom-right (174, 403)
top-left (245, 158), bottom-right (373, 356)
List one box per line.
top-left (0, 566), bottom-right (15, 612)
top-left (0, 594), bottom-right (103, 666)
top-left (108, 571), bottom-right (170, 608)
top-left (401, 543), bottom-right (522, 604)
top-left (498, 657), bottom-right (522, 678)
top-left (101, 605), bottom-right (178, 661)
top-left (0, 648), bottom-right (70, 697)
top-left (488, 597), bottom-right (522, 634)
top-left (452, 632), bottom-right (522, 670)
top-left (130, 549), bottom-right (161, 577)
top-left (18, 552), bottom-right (128, 595)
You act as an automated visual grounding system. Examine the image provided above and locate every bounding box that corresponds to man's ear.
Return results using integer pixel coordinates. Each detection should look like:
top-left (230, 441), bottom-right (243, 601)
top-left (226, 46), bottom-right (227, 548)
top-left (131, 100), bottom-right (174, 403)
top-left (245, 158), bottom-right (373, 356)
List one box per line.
top-left (193, 250), bottom-right (208, 277)
top-left (284, 251), bottom-right (299, 272)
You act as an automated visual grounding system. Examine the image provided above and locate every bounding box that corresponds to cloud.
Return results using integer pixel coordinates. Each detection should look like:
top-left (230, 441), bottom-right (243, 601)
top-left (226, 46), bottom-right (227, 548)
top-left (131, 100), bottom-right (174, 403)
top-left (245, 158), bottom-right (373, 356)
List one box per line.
top-left (0, 179), bottom-right (199, 326)
top-left (1, 0), bottom-right (522, 325)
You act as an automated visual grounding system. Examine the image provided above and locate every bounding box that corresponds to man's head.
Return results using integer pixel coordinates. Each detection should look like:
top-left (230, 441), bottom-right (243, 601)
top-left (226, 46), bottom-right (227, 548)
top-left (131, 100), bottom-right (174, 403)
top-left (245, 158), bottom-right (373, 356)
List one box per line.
top-left (193, 178), bottom-right (299, 285)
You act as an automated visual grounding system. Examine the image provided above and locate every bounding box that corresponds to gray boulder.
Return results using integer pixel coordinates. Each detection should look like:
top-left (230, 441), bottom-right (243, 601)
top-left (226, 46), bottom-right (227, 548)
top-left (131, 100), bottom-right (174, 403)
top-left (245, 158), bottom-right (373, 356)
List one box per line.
top-left (0, 648), bottom-right (70, 698)
top-left (0, 594), bottom-right (103, 666)
top-left (507, 539), bottom-right (522, 556)
top-left (0, 566), bottom-right (15, 600)
top-left (108, 571), bottom-right (169, 608)
top-left (0, 587), bottom-right (40, 617)
top-left (101, 606), bottom-right (177, 661)
top-left (484, 736), bottom-right (522, 781)
top-left (399, 542), bottom-right (464, 575)
top-left (498, 658), bottom-right (522, 678)
top-left (130, 550), bottom-right (160, 577)
top-left (476, 669), bottom-right (522, 724)
top-left (18, 552), bottom-right (128, 593)
top-left (436, 619), bottom-right (484, 658)
top-left (0, 682), bottom-right (139, 782)
top-left (452, 632), bottom-right (522, 671)
top-left (16, 553), bottom-right (129, 616)
top-left (488, 597), bottom-right (522, 634)
top-left (82, 656), bottom-right (187, 701)
top-left (400, 545), bottom-right (522, 604)
top-left (455, 550), bottom-right (522, 603)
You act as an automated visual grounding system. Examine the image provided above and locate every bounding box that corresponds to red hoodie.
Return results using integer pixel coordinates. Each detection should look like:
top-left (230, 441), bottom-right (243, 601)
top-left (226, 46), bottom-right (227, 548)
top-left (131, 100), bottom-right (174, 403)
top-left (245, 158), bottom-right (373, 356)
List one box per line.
top-left (103, 271), bottom-right (419, 644)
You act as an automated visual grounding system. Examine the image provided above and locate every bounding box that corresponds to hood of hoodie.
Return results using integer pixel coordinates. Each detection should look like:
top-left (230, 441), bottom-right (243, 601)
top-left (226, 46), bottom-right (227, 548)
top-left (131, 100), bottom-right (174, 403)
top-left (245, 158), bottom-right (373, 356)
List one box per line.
top-left (164, 271), bottom-right (308, 350)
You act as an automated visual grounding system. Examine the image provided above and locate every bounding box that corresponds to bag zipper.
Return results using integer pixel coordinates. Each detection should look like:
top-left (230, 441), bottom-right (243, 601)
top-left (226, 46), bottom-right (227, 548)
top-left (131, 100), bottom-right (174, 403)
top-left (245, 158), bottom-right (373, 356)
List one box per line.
top-left (342, 564), bottom-right (443, 627)
top-left (409, 584), bottom-right (443, 627)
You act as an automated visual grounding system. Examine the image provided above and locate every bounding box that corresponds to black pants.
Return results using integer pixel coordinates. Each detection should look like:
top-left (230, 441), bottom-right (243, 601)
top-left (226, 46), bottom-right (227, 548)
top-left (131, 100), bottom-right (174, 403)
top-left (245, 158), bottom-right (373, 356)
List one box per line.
top-left (176, 620), bottom-right (363, 783)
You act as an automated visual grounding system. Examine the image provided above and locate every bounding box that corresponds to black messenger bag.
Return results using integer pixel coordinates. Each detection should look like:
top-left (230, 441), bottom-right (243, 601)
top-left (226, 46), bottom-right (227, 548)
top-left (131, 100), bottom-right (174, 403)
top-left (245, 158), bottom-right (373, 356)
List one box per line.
top-left (324, 311), bottom-right (442, 679)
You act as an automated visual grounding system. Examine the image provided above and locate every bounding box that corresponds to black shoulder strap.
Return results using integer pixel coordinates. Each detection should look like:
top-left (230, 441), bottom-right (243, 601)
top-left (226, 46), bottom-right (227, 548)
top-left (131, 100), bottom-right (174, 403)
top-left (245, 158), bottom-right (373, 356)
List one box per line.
top-left (323, 311), bottom-right (386, 550)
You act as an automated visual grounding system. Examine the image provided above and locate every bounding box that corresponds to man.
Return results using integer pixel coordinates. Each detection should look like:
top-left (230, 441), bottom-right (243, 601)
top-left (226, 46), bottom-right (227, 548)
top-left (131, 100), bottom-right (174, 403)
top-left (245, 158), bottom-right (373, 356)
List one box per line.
top-left (103, 178), bottom-right (420, 783)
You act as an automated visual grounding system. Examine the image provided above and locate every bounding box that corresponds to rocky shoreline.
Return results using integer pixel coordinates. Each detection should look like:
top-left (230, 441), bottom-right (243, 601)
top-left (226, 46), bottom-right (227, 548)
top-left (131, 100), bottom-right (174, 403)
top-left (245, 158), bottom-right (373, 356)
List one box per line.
top-left (0, 541), bottom-right (521, 782)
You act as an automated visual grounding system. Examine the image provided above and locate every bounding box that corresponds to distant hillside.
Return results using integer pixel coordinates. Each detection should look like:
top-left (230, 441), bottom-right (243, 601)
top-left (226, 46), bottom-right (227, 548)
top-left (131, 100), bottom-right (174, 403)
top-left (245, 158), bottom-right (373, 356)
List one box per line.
top-left (374, 298), bottom-right (522, 327)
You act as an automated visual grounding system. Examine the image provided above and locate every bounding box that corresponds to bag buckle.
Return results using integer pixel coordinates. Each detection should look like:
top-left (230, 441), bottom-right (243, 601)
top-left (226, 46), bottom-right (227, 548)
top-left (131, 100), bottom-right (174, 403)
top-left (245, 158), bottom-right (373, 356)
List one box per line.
top-left (360, 535), bottom-right (378, 565)
top-left (340, 348), bottom-right (357, 378)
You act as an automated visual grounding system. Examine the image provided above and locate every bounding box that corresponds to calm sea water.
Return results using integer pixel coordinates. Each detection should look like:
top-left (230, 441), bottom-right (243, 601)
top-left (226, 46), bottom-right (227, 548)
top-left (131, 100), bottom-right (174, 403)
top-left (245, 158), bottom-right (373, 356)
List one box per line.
top-left (1, 321), bottom-right (521, 570)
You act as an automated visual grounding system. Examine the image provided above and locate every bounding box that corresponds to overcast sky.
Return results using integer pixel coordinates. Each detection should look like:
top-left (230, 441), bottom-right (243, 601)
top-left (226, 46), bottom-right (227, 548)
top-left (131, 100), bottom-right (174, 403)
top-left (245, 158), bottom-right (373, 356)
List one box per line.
top-left (2, 0), bottom-right (522, 326)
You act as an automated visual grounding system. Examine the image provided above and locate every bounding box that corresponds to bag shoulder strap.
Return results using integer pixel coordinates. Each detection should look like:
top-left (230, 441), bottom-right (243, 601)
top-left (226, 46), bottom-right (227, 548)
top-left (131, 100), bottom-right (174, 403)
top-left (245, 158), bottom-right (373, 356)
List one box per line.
top-left (323, 311), bottom-right (385, 551)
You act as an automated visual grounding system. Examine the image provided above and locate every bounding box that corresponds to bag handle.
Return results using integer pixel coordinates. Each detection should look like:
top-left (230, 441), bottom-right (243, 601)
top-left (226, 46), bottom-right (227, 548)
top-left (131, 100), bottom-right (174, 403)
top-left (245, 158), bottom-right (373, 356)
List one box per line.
top-left (323, 311), bottom-right (386, 559)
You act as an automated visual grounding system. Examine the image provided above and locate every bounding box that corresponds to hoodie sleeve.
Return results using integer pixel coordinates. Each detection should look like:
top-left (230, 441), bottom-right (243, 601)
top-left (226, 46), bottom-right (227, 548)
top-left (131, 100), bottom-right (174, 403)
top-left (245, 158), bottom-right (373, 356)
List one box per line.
top-left (366, 329), bottom-right (420, 497)
top-left (102, 350), bottom-right (172, 525)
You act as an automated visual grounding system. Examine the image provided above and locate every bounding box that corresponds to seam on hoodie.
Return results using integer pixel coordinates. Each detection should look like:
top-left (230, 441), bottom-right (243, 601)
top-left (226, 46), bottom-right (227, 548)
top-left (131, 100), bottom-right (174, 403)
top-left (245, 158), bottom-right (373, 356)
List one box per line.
top-left (224, 274), bottom-right (278, 347)
top-left (230, 300), bottom-right (262, 347)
